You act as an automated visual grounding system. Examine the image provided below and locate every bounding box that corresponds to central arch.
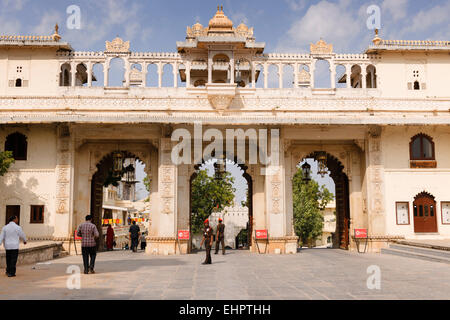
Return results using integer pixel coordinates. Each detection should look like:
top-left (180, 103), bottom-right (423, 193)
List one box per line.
top-left (296, 151), bottom-right (350, 249)
top-left (188, 156), bottom-right (253, 253)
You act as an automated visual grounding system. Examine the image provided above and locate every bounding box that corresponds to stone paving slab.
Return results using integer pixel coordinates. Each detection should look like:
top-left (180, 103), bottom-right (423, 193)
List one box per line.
top-left (0, 248), bottom-right (449, 300)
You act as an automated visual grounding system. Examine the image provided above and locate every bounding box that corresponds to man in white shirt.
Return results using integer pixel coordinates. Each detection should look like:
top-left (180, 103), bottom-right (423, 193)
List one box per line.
top-left (0, 215), bottom-right (27, 277)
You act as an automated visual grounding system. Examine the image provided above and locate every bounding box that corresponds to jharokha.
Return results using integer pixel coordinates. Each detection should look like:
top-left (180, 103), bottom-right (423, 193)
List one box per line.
top-left (1, 6), bottom-right (450, 254)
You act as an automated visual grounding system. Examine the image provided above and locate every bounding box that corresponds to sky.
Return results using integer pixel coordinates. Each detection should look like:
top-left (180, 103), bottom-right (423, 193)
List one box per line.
top-left (2, 0), bottom-right (448, 199)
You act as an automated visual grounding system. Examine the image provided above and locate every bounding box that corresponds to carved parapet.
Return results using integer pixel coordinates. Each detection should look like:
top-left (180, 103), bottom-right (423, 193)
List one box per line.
top-left (206, 83), bottom-right (236, 111)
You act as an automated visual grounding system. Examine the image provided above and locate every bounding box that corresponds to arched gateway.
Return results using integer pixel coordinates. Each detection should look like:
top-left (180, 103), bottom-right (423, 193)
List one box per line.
top-left (2, 7), bottom-right (450, 254)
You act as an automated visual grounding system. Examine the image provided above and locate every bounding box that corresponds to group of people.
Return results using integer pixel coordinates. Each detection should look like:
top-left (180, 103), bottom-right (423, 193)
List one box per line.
top-left (1, 213), bottom-right (223, 277)
top-left (200, 218), bottom-right (226, 265)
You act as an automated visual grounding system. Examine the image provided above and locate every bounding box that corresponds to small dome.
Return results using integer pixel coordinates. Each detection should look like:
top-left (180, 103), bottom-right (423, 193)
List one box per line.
top-left (208, 5), bottom-right (233, 30)
top-left (237, 22), bottom-right (248, 32)
top-left (192, 21), bottom-right (203, 31)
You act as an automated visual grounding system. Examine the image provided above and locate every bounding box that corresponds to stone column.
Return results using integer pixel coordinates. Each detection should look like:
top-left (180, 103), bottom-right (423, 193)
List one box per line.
top-left (124, 59), bottom-right (130, 87)
top-left (365, 126), bottom-right (387, 252)
top-left (142, 62), bottom-right (148, 87)
top-left (251, 63), bottom-right (256, 88)
top-left (294, 63), bottom-right (299, 88)
top-left (176, 164), bottom-right (190, 254)
top-left (103, 60), bottom-right (109, 87)
top-left (157, 62), bottom-right (162, 88)
top-left (87, 62), bottom-right (92, 87)
top-left (186, 61), bottom-right (191, 88)
top-left (361, 64), bottom-right (367, 89)
top-left (208, 56), bottom-right (213, 84)
top-left (70, 62), bottom-right (76, 87)
top-left (173, 62), bottom-right (178, 88)
top-left (346, 64), bottom-right (351, 88)
top-left (230, 58), bottom-right (235, 84)
top-left (329, 60), bottom-right (336, 89)
top-left (54, 125), bottom-right (74, 240)
top-left (263, 63), bottom-right (268, 89)
top-left (278, 64), bottom-right (283, 89)
top-left (309, 60), bottom-right (315, 89)
top-left (147, 138), bottom-right (178, 255)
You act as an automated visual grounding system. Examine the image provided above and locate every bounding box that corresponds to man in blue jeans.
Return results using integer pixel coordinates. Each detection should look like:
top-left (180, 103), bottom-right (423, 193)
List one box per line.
top-left (77, 215), bottom-right (99, 274)
top-left (0, 215), bottom-right (27, 277)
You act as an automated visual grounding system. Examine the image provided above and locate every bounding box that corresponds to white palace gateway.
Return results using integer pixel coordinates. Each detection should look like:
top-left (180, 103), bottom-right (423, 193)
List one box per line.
top-left (1, 7), bottom-right (450, 254)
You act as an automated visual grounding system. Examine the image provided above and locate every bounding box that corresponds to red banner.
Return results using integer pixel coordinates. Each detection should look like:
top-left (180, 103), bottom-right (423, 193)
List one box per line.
top-left (177, 230), bottom-right (190, 240)
top-left (255, 229), bottom-right (268, 239)
top-left (354, 228), bottom-right (368, 239)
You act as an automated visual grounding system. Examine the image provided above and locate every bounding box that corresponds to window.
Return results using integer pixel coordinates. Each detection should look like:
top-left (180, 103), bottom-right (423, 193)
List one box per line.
top-left (15, 78), bottom-right (22, 87)
top-left (30, 205), bottom-right (44, 224)
top-left (5, 132), bottom-right (27, 160)
top-left (6, 205), bottom-right (20, 225)
top-left (410, 134), bottom-right (434, 161)
top-left (413, 81), bottom-right (420, 90)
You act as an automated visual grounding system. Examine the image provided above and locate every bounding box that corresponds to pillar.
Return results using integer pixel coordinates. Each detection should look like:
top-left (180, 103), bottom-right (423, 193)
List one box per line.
top-left (361, 64), bottom-right (367, 89)
top-left (87, 62), bottom-right (92, 87)
top-left (186, 61), bottom-right (191, 88)
top-left (294, 63), bottom-right (299, 88)
top-left (263, 63), bottom-right (268, 89)
top-left (157, 62), bottom-right (162, 88)
top-left (103, 60), bottom-right (109, 87)
top-left (251, 63), bottom-right (256, 88)
top-left (208, 56), bottom-right (212, 84)
top-left (70, 62), bottom-right (76, 87)
top-left (364, 126), bottom-right (387, 252)
top-left (346, 64), bottom-right (351, 88)
top-left (54, 125), bottom-right (75, 240)
top-left (173, 62), bottom-right (178, 88)
top-left (278, 64), bottom-right (283, 89)
top-left (330, 60), bottom-right (336, 89)
top-left (310, 60), bottom-right (315, 89)
top-left (147, 138), bottom-right (178, 255)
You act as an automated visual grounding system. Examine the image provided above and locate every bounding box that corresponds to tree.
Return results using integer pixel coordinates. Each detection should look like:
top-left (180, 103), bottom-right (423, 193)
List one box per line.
top-left (292, 167), bottom-right (334, 247)
top-left (190, 169), bottom-right (235, 234)
top-left (0, 151), bottom-right (14, 176)
top-left (143, 176), bottom-right (151, 202)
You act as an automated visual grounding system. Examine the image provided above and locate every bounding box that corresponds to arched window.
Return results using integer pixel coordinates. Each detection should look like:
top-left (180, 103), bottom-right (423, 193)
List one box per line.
top-left (414, 81), bottom-right (420, 90)
top-left (410, 134), bottom-right (434, 160)
top-left (5, 132), bottom-right (27, 160)
top-left (15, 78), bottom-right (22, 87)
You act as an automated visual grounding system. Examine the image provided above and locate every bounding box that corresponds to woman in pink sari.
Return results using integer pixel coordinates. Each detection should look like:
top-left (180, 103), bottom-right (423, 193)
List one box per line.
top-left (106, 224), bottom-right (115, 251)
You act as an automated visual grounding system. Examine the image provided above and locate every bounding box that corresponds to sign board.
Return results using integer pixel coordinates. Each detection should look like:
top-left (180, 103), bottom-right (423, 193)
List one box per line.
top-left (255, 229), bottom-right (268, 240)
top-left (177, 230), bottom-right (190, 240)
top-left (354, 228), bottom-right (368, 239)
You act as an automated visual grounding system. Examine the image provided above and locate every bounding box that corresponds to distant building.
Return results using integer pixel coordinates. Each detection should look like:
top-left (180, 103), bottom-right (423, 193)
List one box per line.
top-left (315, 200), bottom-right (336, 247)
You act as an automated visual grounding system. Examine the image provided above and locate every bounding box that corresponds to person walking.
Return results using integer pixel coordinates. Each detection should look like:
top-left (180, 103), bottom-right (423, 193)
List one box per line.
top-left (0, 216), bottom-right (27, 277)
top-left (200, 219), bottom-right (213, 265)
top-left (129, 220), bottom-right (140, 252)
top-left (105, 224), bottom-right (115, 251)
top-left (215, 218), bottom-right (226, 255)
top-left (77, 215), bottom-right (99, 274)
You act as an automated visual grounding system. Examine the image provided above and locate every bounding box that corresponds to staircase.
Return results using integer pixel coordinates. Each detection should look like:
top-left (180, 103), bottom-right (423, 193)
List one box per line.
top-left (381, 242), bottom-right (450, 264)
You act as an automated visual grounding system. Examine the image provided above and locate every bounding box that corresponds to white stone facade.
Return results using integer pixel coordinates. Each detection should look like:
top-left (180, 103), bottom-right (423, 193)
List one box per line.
top-left (0, 10), bottom-right (450, 254)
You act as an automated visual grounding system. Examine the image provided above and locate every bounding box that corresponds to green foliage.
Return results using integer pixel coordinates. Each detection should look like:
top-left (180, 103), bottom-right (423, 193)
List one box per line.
top-left (191, 169), bottom-right (235, 234)
top-left (143, 176), bottom-right (151, 202)
top-left (0, 151), bottom-right (15, 176)
top-left (292, 167), bottom-right (334, 246)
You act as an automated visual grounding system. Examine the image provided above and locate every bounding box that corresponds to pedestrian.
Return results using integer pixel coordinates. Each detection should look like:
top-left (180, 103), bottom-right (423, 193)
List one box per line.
top-left (129, 220), bottom-right (140, 252)
top-left (77, 215), bottom-right (99, 274)
top-left (200, 219), bottom-right (213, 265)
top-left (0, 216), bottom-right (27, 277)
top-left (215, 218), bottom-right (225, 255)
top-left (140, 232), bottom-right (147, 251)
top-left (106, 224), bottom-right (115, 251)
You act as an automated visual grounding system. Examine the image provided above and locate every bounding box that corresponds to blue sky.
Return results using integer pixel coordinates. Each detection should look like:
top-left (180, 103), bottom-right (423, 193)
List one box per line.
top-left (2, 0), bottom-right (449, 54)
top-left (2, 0), bottom-right (448, 200)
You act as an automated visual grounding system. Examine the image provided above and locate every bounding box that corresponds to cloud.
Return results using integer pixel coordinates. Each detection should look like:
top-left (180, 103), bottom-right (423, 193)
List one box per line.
top-left (275, 0), bottom-right (366, 53)
top-left (32, 11), bottom-right (63, 35)
top-left (285, 0), bottom-right (308, 11)
top-left (381, 0), bottom-right (409, 21)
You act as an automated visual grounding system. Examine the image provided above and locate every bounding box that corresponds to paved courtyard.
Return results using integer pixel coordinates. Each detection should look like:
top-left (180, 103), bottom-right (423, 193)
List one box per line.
top-left (0, 248), bottom-right (449, 300)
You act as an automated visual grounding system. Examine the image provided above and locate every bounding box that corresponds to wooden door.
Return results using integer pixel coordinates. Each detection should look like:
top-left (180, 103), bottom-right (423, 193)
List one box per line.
top-left (413, 195), bottom-right (437, 233)
top-left (5, 205), bottom-right (20, 225)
